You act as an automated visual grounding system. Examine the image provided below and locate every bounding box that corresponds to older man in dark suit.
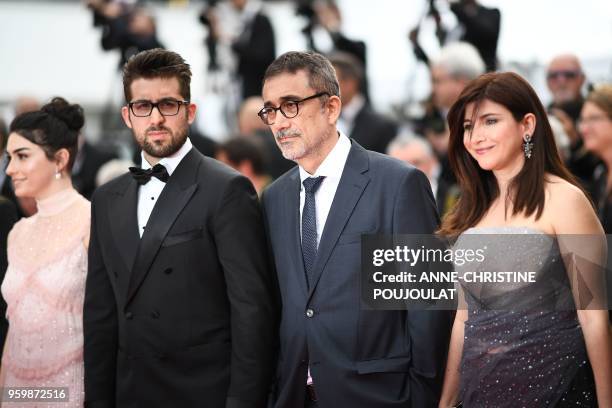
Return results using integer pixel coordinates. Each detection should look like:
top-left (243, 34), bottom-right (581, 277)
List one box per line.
top-left (259, 51), bottom-right (452, 408)
top-left (83, 49), bottom-right (277, 408)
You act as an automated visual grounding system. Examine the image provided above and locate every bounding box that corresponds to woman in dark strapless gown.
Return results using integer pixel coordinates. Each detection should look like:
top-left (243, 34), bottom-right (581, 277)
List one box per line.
top-left (437, 72), bottom-right (611, 408)
top-left (454, 228), bottom-right (597, 407)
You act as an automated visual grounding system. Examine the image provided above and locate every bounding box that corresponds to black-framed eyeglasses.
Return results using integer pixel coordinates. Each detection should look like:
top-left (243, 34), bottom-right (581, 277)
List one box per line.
top-left (128, 98), bottom-right (190, 117)
top-left (258, 92), bottom-right (330, 125)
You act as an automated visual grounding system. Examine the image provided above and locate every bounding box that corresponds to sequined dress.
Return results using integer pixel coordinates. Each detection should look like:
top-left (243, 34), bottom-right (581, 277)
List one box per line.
top-left (455, 227), bottom-right (596, 408)
top-left (1, 188), bottom-right (89, 407)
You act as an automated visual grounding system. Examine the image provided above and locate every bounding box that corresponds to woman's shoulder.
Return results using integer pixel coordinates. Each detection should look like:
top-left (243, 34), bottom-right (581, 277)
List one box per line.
top-left (545, 175), bottom-right (589, 207)
top-left (544, 174), bottom-right (602, 234)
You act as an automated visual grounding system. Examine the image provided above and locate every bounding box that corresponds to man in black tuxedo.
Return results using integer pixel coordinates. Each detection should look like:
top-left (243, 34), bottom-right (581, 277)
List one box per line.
top-left (259, 51), bottom-right (451, 408)
top-left (83, 48), bottom-right (277, 408)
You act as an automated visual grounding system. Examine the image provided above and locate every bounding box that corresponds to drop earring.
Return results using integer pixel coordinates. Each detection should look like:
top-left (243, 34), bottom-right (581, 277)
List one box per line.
top-left (55, 169), bottom-right (61, 180)
top-left (523, 134), bottom-right (533, 159)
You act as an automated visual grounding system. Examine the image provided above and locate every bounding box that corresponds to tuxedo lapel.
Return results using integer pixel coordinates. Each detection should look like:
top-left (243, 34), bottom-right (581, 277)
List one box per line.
top-left (108, 176), bottom-right (140, 281)
top-left (125, 149), bottom-right (199, 307)
top-left (308, 143), bottom-right (370, 301)
top-left (286, 170), bottom-right (309, 297)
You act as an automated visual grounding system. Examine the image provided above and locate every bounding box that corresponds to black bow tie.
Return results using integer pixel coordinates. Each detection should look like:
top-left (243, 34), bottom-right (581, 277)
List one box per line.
top-left (129, 164), bottom-right (169, 185)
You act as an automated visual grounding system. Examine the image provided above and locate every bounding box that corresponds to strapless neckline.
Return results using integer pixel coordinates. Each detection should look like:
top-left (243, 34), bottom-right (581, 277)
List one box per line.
top-left (464, 225), bottom-right (553, 238)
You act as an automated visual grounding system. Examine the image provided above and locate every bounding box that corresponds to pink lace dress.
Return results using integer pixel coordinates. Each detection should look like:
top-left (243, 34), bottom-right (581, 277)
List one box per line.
top-left (1, 188), bottom-right (90, 407)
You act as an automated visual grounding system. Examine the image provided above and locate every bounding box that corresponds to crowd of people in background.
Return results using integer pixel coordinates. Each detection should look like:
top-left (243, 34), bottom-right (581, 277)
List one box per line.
top-left (0, 0), bottom-right (611, 407)
top-left (0, 1), bottom-right (607, 219)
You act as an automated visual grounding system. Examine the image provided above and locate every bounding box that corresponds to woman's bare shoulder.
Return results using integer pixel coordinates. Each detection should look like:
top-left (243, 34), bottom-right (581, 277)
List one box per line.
top-left (544, 175), bottom-right (602, 234)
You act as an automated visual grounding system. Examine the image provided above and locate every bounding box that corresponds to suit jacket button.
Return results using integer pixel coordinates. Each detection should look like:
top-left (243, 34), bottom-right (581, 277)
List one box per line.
top-left (151, 310), bottom-right (160, 319)
top-left (163, 267), bottom-right (173, 275)
top-left (306, 309), bottom-right (314, 318)
top-left (125, 312), bottom-right (133, 320)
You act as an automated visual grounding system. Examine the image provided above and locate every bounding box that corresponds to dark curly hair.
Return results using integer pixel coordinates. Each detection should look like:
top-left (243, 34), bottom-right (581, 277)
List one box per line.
top-left (9, 97), bottom-right (84, 172)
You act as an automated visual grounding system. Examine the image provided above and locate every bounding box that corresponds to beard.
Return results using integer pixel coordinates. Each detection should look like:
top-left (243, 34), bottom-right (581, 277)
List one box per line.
top-left (275, 129), bottom-right (306, 161)
top-left (140, 123), bottom-right (189, 159)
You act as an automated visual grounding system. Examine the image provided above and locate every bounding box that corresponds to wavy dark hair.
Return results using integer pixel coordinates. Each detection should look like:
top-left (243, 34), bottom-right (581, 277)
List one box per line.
top-left (439, 72), bottom-right (581, 237)
top-left (9, 97), bottom-right (84, 172)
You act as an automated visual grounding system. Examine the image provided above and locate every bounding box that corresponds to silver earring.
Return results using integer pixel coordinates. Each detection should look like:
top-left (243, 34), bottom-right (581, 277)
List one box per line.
top-left (55, 170), bottom-right (61, 180)
top-left (523, 134), bottom-right (533, 159)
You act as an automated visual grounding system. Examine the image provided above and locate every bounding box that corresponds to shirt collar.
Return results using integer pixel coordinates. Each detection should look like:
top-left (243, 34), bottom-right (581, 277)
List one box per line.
top-left (299, 131), bottom-right (351, 183)
top-left (141, 137), bottom-right (193, 176)
top-left (340, 93), bottom-right (365, 124)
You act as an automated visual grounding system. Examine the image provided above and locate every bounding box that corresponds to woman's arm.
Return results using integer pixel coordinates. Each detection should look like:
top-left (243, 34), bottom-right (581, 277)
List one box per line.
top-left (577, 309), bottom-right (612, 406)
top-left (552, 184), bottom-right (611, 406)
top-left (439, 292), bottom-right (468, 408)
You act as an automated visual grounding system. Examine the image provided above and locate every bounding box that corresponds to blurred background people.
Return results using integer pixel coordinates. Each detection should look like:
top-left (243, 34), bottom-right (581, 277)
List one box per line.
top-left (95, 158), bottom-right (135, 187)
top-left (446, 0), bottom-right (500, 72)
top-left (200, 0), bottom-right (276, 124)
top-left (71, 134), bottom-right (118, 199)
top-left (548, 114), bottom-right (571, 162)
top-left (297, 0), bottom-right (370, 100)
top-left (297, 0), bottom-right (366, 66)
top-left (238, 96), bottom-right (294, 178)
top-left (415, 42), bottom-right (485, 184)
top-left (329, 52), bottom-right (398, 153)
top-left (579, 84), bottom-right (612, 232)
top-left (1, 97), bottom-right (90, 406)
top-left (0, 118), bottom-right (13, 207)
top-left (387, 133), bottom-right (459, 217)
top-left (87, 0), bottom-right (164, 69)
top-left (215, 136), bottom-right (271, 195)
top-left (13, 96), bottom-right (41, 118)
top-left (546, 53), bottom-right (601, 190)
top-left (409, 0), bottom-right (500, 72)
top-left (0, 119), bottom-right (18, 362)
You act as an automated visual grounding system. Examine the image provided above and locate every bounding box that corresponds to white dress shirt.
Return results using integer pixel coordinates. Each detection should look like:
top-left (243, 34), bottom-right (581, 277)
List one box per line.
top-left (137, 138), bottom-right (193, 237)
top-left (298, 132), bottom-right (351, 249)
top-left (299, 131), bottom-right (351, 387)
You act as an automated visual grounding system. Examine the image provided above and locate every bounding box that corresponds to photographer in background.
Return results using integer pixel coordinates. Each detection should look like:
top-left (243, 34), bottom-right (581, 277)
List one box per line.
top-left (409, 0), bottom-right (500, 72)
top-left (86, 0), bottom-right (164, 69)
top-left (200, 0), bottom-right (275, 100)
top-left (296, 0), bottom-right (369, 101)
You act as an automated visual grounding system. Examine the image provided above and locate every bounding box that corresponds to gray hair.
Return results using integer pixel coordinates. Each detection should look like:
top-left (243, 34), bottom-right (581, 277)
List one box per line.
top-left (387, 132), bottom-right (434, 157)
top-left (431, 42), bottom-right (486, 81)
top-left (263, 51), bottom-right (340, 98)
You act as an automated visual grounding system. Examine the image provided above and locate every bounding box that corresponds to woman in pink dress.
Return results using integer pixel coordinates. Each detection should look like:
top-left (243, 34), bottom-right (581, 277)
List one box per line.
top-left (2, 97), bottom-right (89, 407)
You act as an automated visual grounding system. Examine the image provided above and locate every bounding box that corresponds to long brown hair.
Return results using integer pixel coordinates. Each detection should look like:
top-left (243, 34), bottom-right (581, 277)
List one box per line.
top-left (439, 72), bottom-right (580, 236)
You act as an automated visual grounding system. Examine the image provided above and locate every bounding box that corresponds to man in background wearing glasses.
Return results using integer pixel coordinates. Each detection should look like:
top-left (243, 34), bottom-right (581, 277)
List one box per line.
top-left (259, 51), bottom-right (452, 408)
top-left (83, 48), bottom-right (278, 408)
top-left (546, 53), bottom-right (600, 190)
